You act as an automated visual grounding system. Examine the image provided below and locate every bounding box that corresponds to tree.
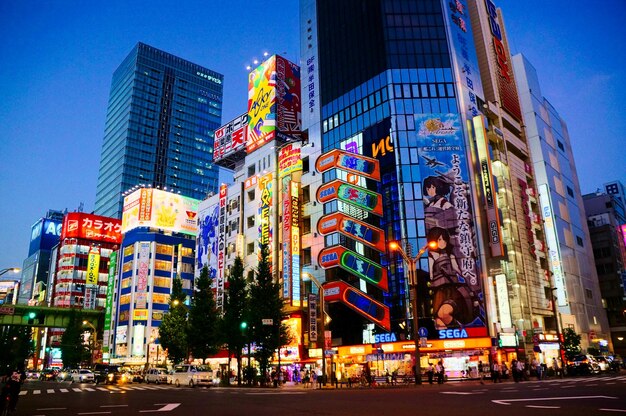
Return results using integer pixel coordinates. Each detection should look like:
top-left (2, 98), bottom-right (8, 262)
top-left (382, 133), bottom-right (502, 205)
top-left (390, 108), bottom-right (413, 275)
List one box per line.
top-left (159, 277), bottom-right (189, 364)
top-left (188, 265), bottom-right (221, 364)
top-left (563, 327), bottom-right (582, 358)
top-left (248, 244), bottom-right (291, 386)
top-left (221, 256), bottom-right (249, 386)
top-left (60, 309), bottom-right (88, 368)
top-left (0, 325), bottom-right (33, 371)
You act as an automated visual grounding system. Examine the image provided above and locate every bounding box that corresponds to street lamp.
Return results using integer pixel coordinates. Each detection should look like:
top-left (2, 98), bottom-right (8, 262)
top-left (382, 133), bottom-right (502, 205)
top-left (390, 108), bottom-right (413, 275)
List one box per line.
top-left (0, 267), bottom-right (20, 277)
top-left (389, 240), bottom-right (437, 385)
top-left (83, 320), bottom-right (97, 365)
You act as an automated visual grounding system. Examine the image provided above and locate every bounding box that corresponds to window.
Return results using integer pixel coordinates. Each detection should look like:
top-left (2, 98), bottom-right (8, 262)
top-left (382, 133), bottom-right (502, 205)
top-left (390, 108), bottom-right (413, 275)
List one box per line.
top-left (247, 242), bottom-right (255, 256)
top-left (585, 289), bottom-right (593, 299)
top-left (557, 140), bottom-right (564, 151)
top-left (302, 216), bottom-right (312, 235)
top-left (302, 248), bottom-right (312, 266)
top-left (247, 164), bottom-right (256, 177)
top-left (248, 189), bottom-right (255, 202)
top-left (247, 270), bottom-right (254, 281)
top-left (566, 186), bottom-right (574, 198)
top-left (576, 236), bottom-right (584, 247)
top-left (247, 215), bottom-right (255, 229)
top-left (302, 157), bottom-right (310, 173)
top-left (302, 186), bottom-right (310, 204)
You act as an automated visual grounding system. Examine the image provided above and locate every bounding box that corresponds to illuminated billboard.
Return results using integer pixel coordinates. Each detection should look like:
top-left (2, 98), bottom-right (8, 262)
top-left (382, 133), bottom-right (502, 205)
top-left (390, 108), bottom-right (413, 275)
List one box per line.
top-left (61, 212), bottom-right (122, 244)
top-left (539, 183), bottom-right (567, 306)
top-left (122, 188), bottom-right (199, 236)
top-left (323, 280), bottom-right (390, 331)
top-left (258, 173), bottom-right (273, 248)
top-left (278, 143), bottom-right (302, 178)
top-left (318, 246), bottom-right (388, 291)
top-left (317, 212), bottom-right (385, 252)
top-left (315, 148), bottom-right (381, 181)
top-left (29, 218), bottom-right (63, 256)
top-left (416, 113), bottom-right (487, 335)
top-left (247, 55), bottom-right (301, 153)
top-left (213, 113), bottom-right (248, 166)
top-left (316, 179), bottom-right (383, 216)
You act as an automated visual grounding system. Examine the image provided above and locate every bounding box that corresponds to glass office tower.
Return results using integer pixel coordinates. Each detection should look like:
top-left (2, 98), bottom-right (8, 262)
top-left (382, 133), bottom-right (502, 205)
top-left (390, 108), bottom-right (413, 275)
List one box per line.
top-left (95, 42), bottom-right (223, 219)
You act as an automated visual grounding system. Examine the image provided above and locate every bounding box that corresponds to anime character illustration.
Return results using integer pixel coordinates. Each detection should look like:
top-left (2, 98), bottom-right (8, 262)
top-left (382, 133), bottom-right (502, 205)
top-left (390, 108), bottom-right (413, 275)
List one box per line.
top-left (427, 226), bottom-right (477, 329)
top-left (423, 175), bottom-right (457, 233)
top-left (196, 205), bottom-right (220, 279)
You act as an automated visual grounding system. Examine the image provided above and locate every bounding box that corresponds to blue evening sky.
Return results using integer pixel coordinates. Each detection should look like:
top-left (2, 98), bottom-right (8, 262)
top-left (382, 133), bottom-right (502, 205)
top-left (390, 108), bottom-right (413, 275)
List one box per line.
top-left (0, 1), bottom-right (624, 270)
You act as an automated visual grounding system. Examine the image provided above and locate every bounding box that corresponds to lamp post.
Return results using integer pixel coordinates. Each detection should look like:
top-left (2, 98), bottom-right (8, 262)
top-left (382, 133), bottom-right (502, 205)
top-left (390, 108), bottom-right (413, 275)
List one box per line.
top-left (549, 287), bottom-right (564, 377)
top-left (0, 267), bottom-right (20, 277)
top-left (389, 240), bottom-right (436, 385)
top-left (304, 273), bottom-right (329, 386)
top-left (83, 320), bottom-right (97, 365)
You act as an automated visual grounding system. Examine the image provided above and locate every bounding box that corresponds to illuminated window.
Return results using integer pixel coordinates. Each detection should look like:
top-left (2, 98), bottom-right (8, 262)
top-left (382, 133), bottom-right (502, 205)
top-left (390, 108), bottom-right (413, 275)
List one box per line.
top-left (156, 244), bottom-right (173, 256)
top-left (121, 278), bottom-right (131, 289)
top-left (155, 260), bottom-right (172, 271)
top-left (123, 246), bottom-right (134, 257)
top-left (153, 277), bottom-right (171, 288)
top-left (122, 262), bottom-right (133, 273)
top-left (119, 294), bottom-right (131, 305)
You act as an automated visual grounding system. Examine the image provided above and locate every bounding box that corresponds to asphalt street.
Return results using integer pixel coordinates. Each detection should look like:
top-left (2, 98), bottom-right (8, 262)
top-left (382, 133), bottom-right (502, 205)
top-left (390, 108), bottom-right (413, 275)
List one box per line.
top-left (14, 372), bottom-right (626, 416)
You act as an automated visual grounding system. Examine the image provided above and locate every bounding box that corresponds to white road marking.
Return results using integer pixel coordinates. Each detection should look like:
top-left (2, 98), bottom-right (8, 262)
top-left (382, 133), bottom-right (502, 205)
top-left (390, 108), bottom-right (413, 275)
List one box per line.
top-left (440, 392), bottom-right (474, 395)
top-left (526, 405), bottom-right (560, 409)
top-left (60, 388), bottom-right (69, 393)
top-left (246, 391), bottom-right (306, 395)
top-left (84, 387), bottom-right (96, 391)
top-left (100, 405), bottom-right (129, 408)
top-left (599, 410), bottom-right (626, 413)
top-left (73, 388), bottom-right (83, 392)
top-left (37, 408), bottom-right (67, 411)
top-left (33, 389), bottom-right (41, 394)
top-left (77, 412), bottom-right (111, 415)
top-left (492, 395), bottom-right (617, 406)
top-left (47, 389), bottom-right (55, 393)
top-left (139, 403), bottom-right (181, 412)
top-left (19, 390), bottom-right (27, 395)
top-left (97, 387), bottom-right (109, 391)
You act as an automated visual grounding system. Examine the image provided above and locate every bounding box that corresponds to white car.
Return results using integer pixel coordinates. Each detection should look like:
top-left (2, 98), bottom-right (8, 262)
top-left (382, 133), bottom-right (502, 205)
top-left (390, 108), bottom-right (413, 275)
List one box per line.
top-left (145, 368), bottom-right (168, 384)
top-left (167, 364), bottom-right (214, 387)
top-left (71, 369), bottom-right (95, 383)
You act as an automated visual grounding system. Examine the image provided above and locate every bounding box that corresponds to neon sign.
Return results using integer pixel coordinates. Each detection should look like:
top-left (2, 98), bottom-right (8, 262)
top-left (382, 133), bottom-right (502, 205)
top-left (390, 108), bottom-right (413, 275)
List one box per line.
top-left (317, 212), bottom-right (385, 252)
top-left (316, 179), bottom-right (383, 216)
top-left (318, 246), bottom-right (388, 291)
top-left (438, 328), bottom-right (469, 339)
top-left (315, 149), bottom-right (380, 181)
top-left (322, 280), bottom-right (390, 331)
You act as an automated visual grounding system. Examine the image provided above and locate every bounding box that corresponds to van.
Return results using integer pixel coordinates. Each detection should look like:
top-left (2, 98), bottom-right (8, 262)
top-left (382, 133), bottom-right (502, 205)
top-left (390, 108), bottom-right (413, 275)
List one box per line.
top-left (167, 364), bottom-right (214, 387)
top-left (145, 368), bottom-right (168, 384)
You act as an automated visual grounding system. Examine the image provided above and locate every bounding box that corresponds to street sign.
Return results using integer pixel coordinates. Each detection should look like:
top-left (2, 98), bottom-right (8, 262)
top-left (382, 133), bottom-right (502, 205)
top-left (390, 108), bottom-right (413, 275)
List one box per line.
top-left (262, 319), bottom-right (273, 325)
top-left (310, 331), bottom-right (317, 340)
top-left (419, 337), bottom-right (427, 347)
top-left (324, 350), bottom-right (335, 356)
top-left (0, 307), bottom-right (15, 315)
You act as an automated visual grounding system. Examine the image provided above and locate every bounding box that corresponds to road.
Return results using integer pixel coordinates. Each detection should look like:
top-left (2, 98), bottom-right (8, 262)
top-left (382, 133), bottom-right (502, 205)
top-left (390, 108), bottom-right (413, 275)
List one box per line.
top-left (15, 372), bottom-right (626, 416)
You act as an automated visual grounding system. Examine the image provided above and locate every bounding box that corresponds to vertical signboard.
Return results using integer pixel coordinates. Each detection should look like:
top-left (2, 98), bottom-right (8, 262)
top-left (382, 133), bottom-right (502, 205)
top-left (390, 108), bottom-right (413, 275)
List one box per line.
top-left (308, 293), bottom-right (318, 342)
top-left (282, 177), bottom-right (292, 299)
top-left (472, 115), bottom-right (503, 257)
top-left (86, 247), bottom-right (101, 286)
top-left (258, 173), bottom-right (274, 250)
top-left (494, 273), bottom-right (512, 328)
top-left (137, 242), bottom-right (150, 292)
top-left (539, 184), bottom-right (567, 306)
top-left (102, 251), bottom-right (117, 360)
top-left (275, 55), bottom-right (302, 137)
top-left (197, 202), bottom-right (220, 280)
top-left (217, 185), bottom-right (228, 311)
top-left (291, 181), bottom-right (301, 307)
top-left (213, 113), bottom-right (248, 162)
top-left (442, 0), bottom-right (485, 120)
top-left (416, 113), bottom-right (487, 335)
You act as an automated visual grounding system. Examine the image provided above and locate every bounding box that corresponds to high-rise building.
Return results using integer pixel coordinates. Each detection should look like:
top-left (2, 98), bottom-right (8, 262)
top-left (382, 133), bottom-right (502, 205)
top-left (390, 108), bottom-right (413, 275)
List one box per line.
top-left (95, 42), bottom-right (224, 219)
top-left (583, 184), bottom-right (626, 356)
top-left (17, 210), bottom-right (65, 304)
top-left (513, 53), bottom-right (611, 352)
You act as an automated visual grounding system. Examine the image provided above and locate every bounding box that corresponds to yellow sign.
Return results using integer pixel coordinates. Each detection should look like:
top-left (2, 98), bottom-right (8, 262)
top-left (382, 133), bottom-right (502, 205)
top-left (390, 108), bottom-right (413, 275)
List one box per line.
top-left (133, 309), bottom-right (149, 320)
top-left (86, 247), bottom-right (101, 285)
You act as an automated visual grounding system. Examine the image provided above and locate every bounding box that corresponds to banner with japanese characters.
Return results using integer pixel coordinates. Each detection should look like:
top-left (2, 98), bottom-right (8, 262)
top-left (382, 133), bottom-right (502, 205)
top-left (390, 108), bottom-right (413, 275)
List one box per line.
top-left (415, 113), bottom-right (487, 337)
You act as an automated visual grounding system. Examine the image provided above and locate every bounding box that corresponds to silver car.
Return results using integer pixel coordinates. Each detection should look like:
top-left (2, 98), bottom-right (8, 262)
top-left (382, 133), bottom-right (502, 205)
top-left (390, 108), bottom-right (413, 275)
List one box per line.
top-left (71, 369), bottom-right (95, 383)
top-left (145, 368), bottom-right (168, 384)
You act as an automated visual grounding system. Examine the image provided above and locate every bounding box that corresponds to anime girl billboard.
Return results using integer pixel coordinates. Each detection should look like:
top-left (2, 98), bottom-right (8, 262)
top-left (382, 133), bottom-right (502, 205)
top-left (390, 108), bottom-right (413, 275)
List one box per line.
top-left (415, 113), bottom-right (487, 335)
top-left (196, 203), bottom-right (220, 281)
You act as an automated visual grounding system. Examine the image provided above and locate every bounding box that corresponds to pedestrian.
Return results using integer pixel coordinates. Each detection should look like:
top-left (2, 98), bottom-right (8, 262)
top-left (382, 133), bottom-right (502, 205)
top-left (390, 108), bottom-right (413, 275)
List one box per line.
top-left (1, 363), bottom-right (26, 413)
top-left (501, 362), bottom-right (509, 380)
top-left (427, 362), bottom-right (434, 384)
top-left (492, 361), bottom-right (501, 383)
top-left (478, 361), bottom-right (485, 384)
top-left (436, 360), bottom-right (445, 384)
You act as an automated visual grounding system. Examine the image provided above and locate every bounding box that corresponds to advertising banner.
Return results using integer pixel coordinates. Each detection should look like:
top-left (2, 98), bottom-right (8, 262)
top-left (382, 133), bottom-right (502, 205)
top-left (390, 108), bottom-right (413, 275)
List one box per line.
top-left (315, 148), bottom-right (381, 181)
top-left (61, 212), bottom-right (122, 244)
top-left (472, 115), bottom-right (503, 257)
top-left (102, 251), bottom-right (117, 357)
top-left (282, 178), bottom-right (292, 299)
top-left (217, 185), bottom-right (227, 311)
top-left (196, 202), bottom-right (220, 282)
top-left (539, 183), bottom-right (567, 306)
top-left (85, 246), bottom-right (101, 286)
top-left (29, 218), bottom-right (62, 256)
top-left (318, 246), bottom-right (388, 291)
top-left (137, 242), bottom-right (150, 292)
top-left (316, 179), bottom-right (383, 216)
top-left (122, 188), bottom-right (199, 236)
top-left (278, 143), bottom-right (302, 178)
top-left (317, 212), bottom-right (386, 252)
top-left (290, 181), bottom-right (300, 307)
top-left (308, 293), bottom-right (318, 342)
top-left (247, 55), bottom-right (301, 153)
top-left (213, 113), bottom-right (248, 163)
top-left (415, 113), bottom-right (486, 335)
top-left (258, 173), bottom-right (273, 249)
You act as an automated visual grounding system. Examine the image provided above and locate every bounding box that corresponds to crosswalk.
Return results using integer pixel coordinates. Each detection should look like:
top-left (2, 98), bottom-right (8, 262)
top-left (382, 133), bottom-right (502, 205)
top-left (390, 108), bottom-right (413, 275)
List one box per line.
top-left (20, 384), bottom-right (175, 396)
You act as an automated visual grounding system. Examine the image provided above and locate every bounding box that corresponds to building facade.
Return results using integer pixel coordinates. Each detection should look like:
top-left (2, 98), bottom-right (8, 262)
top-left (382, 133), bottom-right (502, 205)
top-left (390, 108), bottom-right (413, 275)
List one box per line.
top-left (95, 42), bottom-right (224, 219)
top-left (583, 185), bottom-right (626, 356)
top-left (513, 53), bottom-right (611, 352)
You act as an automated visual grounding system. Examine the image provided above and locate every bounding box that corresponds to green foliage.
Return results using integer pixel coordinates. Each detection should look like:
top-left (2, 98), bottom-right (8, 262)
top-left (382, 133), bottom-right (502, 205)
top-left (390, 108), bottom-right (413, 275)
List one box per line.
top-left (0, 325), bottom-right (33, 370)
top-left (248, 244), bottom-right (291, 385)
top-left (60, 309), bottom-right (88, 368)
top-left (159, 277), bottom-right (189, 364)
top-left (221, 256), bottom-right (249, 386)
top-left (187, 266), bottom-right (221, 363)
top-left (563, 327), bottom-right (582, 358)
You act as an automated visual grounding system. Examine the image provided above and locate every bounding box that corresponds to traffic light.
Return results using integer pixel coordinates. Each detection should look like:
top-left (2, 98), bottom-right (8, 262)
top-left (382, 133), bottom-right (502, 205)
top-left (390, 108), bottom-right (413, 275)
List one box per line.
top-left (240, 322), bottom-right (247, 330)
top-left (27, 311), bottom-right (37, 324)
top-left (26, 311), bottom-right (44, 325)
top-left (498, 336), bottom-right (503, 348)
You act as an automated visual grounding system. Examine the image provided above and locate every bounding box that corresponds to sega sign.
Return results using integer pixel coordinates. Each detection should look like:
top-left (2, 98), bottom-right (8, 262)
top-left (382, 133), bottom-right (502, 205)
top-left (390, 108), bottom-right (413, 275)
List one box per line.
top-left (373, 333), bottom-right (397, 343)
top-left (438, 328), bottom-right (469, 339)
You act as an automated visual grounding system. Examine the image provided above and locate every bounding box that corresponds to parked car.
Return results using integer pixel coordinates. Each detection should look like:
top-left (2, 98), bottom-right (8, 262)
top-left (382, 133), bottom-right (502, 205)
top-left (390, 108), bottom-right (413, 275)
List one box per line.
top-left (39, 368), bottom-right (58, 381)
top-left (593, 356), bottom-right (611, 372)
top-left (167, 364), bottom-right (214, 387)
top-left (71, 369), bottom-right (95, 383)
top-left (145, 368), bottom-right (168, 385)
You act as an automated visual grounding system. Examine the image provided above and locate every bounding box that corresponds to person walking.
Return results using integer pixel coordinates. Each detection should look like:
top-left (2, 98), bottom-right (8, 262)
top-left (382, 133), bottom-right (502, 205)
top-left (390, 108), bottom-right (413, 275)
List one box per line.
top-left (492, 361), bottom-right (501, 383)
top-left (427, 362), bottom-right (434, 384)
top-left (436, 360), bottom-right (445, 384)
top-left (1, 363), bottom-right (26, 413)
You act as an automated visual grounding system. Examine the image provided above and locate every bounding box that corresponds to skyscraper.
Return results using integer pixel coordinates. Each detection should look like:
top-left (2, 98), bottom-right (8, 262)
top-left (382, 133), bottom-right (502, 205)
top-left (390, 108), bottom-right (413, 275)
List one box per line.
top-left (95, 42), bottom-right (223, 219)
